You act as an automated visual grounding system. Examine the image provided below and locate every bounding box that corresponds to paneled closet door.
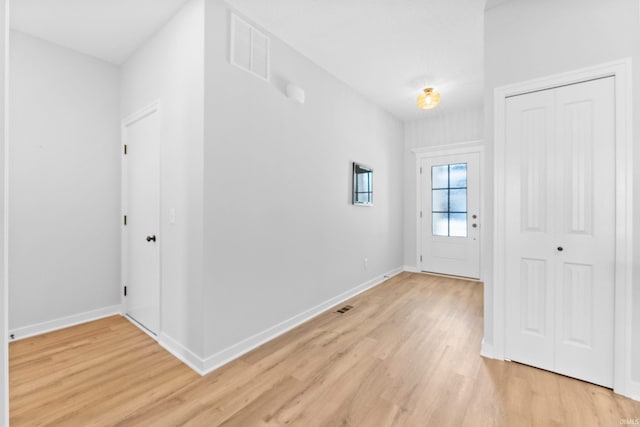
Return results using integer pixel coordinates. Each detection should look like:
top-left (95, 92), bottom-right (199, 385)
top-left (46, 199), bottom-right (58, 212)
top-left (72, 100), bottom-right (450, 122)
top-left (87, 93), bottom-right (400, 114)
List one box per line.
top-left (504, 77), bottom-right (615, 388)
top-left (504, 88), bottom-right (556, 371)
top-left (553, 78), bottom-right (615, 387)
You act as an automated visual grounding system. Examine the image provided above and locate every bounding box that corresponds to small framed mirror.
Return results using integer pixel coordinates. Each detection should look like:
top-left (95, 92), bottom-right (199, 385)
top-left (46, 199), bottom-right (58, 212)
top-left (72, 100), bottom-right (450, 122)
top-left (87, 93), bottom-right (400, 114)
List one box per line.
top-left (353, 162), bottom-right (373, 206)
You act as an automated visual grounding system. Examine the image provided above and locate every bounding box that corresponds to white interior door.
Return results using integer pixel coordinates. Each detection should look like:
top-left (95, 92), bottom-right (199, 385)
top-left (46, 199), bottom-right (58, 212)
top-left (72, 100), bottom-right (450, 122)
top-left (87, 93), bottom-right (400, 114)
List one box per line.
top-left (420, 153), bottom-right (480, 279)
top-left (505, 77), bottom-right (615, 387)
top-left (124, 107), bottom-right (160, 335)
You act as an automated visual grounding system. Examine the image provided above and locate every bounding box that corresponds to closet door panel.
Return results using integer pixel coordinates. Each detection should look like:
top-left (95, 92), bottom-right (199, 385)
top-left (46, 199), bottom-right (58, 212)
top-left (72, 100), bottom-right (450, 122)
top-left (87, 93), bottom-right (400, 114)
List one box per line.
top-left (504, 89), bottom-right (556, 369)
top-left (554, 77), bottom-right (615, 387)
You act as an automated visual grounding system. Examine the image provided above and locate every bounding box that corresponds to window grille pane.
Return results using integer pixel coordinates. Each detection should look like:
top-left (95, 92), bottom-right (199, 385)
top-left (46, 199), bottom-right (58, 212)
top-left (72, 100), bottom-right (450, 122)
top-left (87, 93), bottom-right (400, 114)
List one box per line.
top-left (449, 163), bottom-right (467, 188)
top-left (449, 189), bottom-right (467, 212)
top-left (432, 189), bottom-right (449, 212)
top-left (432, 213), bottom-right (449, 236)
top-left (432, 165), bottom-right (449, 189)
top-left (449, 213), bottom-right (468, 237)
top-left (430, 162), bottom-right (469, 237)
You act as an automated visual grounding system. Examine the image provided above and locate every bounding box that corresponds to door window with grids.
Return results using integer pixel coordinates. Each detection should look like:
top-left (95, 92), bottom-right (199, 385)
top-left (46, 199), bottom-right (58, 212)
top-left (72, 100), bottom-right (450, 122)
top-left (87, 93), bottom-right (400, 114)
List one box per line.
top-left (432, 163), bottom-right (468, 237)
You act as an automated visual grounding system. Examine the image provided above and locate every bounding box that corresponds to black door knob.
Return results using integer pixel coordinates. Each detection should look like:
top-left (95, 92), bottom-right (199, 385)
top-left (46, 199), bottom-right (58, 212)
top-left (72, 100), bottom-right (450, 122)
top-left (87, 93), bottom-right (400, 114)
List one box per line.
top-left (557, 246), bottom-right (563, 252)
top-left (146, 235), bottom-right (156, 242)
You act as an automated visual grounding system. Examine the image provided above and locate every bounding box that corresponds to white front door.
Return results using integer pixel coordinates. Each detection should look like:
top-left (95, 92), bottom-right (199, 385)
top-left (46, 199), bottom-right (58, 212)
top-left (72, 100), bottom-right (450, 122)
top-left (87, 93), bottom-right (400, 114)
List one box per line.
top-left (123, 106), bottom-right (160, 335)
top-left (420, 153), bottom-right (480, 279)
top-left (504, 77), bottom-right (615, 387)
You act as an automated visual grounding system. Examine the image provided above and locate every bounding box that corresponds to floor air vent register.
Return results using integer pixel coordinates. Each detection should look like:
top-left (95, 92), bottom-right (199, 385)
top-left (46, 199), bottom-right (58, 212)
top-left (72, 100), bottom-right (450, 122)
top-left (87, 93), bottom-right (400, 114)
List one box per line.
top-left (336, 305), bottom-right (354, 314)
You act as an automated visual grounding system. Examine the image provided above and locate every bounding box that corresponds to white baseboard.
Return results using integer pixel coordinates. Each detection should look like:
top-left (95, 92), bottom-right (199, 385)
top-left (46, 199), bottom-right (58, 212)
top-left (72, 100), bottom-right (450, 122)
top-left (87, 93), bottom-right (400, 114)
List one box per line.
top-left (480, 338), bottom-right (502, 360)
top-left (158, 332), bottom-right (206, 376)
top-left (197, 266), bottom-right (404, 375)
top-left (123, 314), bottom-right (158, 341)
top-left (403, 265), bottom-right (420, 273)
top-left (151, 267), bottom-right (403, 376)
top-left (9, 304), bottom-right (123, 341)
top-left (120, 315), bottom-right (206, 375)
top-left (626, 380), bottom-right (640, 402)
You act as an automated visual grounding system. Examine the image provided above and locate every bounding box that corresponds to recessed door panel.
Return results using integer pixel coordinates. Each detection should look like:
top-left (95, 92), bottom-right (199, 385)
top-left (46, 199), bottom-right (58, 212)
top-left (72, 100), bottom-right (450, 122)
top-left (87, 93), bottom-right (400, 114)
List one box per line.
top-left (561, 263), bottom-right (593, 347)
top-left (520, 107), bottom-right (548, 233)
top-left (520, 258), bottom-right (547, 337)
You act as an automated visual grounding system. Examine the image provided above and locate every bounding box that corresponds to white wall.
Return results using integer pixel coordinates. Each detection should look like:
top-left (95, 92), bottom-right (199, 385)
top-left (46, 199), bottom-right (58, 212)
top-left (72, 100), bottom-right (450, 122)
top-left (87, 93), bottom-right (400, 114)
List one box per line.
top-left (8, 31), bottom-right (121, 332)
top-left (1, 1), bottom-right (7, 423)
top-left (202, 0), bottom-right (404, 357)
top-left (120, 0), bottom-right (205, 357)
top-left (403, 106), bottom-right (483, 268)
top-left (484, 0), bottom-right (640, 382)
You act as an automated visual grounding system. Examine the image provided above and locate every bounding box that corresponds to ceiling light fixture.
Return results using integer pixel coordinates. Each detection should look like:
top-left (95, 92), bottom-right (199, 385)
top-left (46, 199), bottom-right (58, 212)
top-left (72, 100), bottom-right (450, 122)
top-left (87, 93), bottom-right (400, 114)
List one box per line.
top-left (417, 87), bottom-right (441, 110)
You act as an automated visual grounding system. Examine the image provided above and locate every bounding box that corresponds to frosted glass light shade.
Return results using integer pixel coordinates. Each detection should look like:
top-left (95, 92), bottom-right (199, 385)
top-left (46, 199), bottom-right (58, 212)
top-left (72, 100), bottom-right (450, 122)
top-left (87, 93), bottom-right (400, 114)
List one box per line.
top-left (417, 87), bottom-right (441, 110)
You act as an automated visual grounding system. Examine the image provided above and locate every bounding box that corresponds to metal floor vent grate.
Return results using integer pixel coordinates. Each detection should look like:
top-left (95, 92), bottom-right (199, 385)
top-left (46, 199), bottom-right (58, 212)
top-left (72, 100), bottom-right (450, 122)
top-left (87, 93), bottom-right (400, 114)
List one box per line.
top-left (336, 305), bottom-right (354, 314)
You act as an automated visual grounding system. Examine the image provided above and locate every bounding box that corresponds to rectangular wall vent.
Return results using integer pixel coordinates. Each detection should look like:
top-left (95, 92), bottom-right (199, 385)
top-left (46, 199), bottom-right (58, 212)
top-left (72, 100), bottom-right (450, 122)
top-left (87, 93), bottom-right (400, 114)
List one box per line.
top-left (230, 13), bottom-right (270, 81)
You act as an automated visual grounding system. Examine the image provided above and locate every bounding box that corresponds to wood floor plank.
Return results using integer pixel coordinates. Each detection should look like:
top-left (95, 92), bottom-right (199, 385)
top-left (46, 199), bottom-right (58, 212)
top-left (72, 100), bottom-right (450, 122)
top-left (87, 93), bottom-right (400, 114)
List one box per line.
top-left (9, 272), bottom-right (640, 426)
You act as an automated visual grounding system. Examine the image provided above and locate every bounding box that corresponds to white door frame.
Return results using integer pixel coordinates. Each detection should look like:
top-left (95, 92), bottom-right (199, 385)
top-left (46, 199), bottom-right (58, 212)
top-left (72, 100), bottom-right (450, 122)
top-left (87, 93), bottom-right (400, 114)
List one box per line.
top-left (121, 101), bottom-right (162, 339)
top-left (412, 140), bottom-right (485, 279)
top-left (1, 0), bottom-right (8, 424)
top-left (490, 59), bottom-right (635, 399)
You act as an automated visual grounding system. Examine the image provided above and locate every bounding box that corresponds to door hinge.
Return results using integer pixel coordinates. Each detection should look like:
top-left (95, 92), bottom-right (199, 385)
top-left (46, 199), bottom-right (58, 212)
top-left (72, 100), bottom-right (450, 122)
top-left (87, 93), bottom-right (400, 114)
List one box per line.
top-left (123, 286), bottom-right (127, 297)
top-left (420, 255), bottom-right (423, 262)
top-left (124, 144), bottom-right (128, 155)
top-left (123, 215), bottom-right (127, 226)
top-left (420, 167), bottom-right (423, 174)
top-left (420, 211), bottom-right (423, 218)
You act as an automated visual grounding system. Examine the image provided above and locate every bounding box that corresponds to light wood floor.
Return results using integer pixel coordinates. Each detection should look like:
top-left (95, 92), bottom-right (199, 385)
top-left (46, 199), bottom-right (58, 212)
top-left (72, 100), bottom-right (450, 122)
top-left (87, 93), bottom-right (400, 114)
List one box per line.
top-left (10, 272), bottom-right (640, 426)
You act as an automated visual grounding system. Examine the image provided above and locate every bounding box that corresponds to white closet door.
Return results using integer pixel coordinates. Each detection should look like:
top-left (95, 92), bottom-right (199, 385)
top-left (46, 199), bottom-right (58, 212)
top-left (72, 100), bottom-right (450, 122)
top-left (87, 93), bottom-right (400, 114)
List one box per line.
top-left (505, 88), bottom-right (556, 370)
top-left (504, 77), bottom-right (615, 388)
top-left (553, 78), bottom-right (615, 386)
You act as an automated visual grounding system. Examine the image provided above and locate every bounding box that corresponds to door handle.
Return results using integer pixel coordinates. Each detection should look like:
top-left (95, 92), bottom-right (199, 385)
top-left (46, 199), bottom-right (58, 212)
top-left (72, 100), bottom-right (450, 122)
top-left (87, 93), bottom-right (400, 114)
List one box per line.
top-left (146, 235), bottom-right (156, 242)
top-left (557, 246), bottom-right (563, 252)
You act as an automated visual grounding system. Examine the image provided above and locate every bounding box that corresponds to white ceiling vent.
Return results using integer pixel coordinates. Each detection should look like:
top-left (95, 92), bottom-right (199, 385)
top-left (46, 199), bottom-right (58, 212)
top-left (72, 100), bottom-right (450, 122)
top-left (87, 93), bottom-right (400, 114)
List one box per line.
top-left (230, 13), bottom-right (270, 81)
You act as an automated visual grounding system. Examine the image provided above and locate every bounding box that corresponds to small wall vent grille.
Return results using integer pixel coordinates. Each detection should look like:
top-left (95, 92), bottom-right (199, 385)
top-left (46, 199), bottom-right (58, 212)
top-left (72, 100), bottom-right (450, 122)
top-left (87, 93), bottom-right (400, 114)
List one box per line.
top-left (230, 13), bottom-right (270, 81)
